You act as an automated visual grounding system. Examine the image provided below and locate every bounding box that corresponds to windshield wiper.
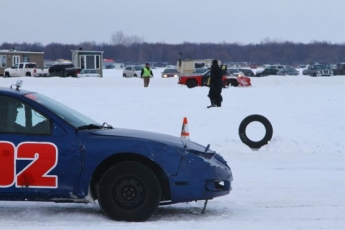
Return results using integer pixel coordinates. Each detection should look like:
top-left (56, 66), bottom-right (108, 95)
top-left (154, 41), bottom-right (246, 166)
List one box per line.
top-left (78, 122), bottom-right (113, 130)
top-left (101, 122), bottom-right (113, 129)
top-left (77, 124), bottom-right (103, 130)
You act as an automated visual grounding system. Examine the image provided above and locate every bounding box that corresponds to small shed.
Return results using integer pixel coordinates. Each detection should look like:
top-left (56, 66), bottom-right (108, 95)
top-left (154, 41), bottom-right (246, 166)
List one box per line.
top-left (71, 50), bottom-right (104, 77)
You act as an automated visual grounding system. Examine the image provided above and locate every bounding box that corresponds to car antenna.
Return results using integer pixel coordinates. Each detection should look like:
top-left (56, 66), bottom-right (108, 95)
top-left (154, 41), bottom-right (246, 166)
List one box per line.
top-left (10, 80), bottom-right (23, 90)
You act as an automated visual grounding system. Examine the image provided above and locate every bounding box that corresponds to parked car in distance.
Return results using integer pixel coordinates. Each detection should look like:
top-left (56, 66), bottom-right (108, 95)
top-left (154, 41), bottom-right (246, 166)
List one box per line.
top-left (0, 81), bottom-right (233, 222)
top-left (161, 68), bottom-right (179, 78)
top-left (178, 69), bottom-right (251, 88)
top-left (227, 68), bottom-right (242, 77)
top-left (302, 63), bottom-right (334, 77)
top-left (266, 65), bottom-right (285, 70)
top-left (48, 63), bottom-right (81, 77)
top-left (239, 68), bottom-right (255, 76)
top-left (34, 68), bottom-right (49, 77)
top-left (255, 68), bottom-right (279, 77)
top-left (77, 69), bottom-right (101, 78)
top-left (276, 66), bottom-right (299, 76)
top-left (4, 62), bottom-right (36, 77)
top-left (122, 65), bottom-right (142, 77)
top-left (330, 62), bottom-right (345, 75)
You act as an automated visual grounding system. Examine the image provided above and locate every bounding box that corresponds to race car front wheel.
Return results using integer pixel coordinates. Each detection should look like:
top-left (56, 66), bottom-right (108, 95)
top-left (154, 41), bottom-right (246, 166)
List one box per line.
top-left (239, 114), bottom-right (273, 149)
top-left (98, 161), bottom-right (161, 222)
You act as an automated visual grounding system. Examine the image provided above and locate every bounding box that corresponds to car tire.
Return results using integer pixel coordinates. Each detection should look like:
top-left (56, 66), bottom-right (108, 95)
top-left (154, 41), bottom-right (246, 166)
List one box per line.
top-left (186, 79), bottom-right (197, 88)
top-left (5, 72), bottom-right (10, 78)
top-left (98, 162), bottom-right (161, 222)
top-left (26, 72), bottom-right (31, 77)
top-left (123, 73), bottom-right (127, 77)
top-left (239, 114), bottom-right (273, 149)
top-left (134, 74), bottom-right (137, 77)
top-left (228, 79), bottom-right (239, 87)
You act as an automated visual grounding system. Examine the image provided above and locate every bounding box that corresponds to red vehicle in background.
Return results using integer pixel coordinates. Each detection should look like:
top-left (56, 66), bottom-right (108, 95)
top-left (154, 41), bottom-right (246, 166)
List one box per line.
top-left (178, 68), bottom-right (251, 88)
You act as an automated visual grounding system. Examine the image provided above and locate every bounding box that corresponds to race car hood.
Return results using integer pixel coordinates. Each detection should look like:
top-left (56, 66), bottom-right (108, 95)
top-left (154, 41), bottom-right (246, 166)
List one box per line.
top-left (90, 128), bottom-right (211, 153)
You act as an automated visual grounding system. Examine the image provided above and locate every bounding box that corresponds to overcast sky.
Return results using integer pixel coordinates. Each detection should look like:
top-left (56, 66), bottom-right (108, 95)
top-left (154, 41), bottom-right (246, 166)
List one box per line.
top-left (2, 0), bottom-right (345, 45)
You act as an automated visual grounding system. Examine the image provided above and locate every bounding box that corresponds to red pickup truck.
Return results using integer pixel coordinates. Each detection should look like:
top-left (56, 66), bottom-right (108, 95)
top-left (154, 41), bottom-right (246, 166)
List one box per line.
top-left (178, 69), bottom-right (251, 88)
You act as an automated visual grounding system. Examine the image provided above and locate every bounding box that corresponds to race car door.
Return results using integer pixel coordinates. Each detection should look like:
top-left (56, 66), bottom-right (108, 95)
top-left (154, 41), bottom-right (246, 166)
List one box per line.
top-left (0, 96), bottom-right (82, 200)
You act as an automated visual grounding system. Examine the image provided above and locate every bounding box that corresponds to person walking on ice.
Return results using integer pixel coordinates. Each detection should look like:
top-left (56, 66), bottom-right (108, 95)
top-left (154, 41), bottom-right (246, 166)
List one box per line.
top-left (141, 63), bottom-right (153, 87)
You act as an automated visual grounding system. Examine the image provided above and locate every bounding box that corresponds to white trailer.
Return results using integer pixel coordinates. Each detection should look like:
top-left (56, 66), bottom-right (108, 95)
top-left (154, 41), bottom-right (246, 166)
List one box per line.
top-left (176, 59), bottom-right (221, 74)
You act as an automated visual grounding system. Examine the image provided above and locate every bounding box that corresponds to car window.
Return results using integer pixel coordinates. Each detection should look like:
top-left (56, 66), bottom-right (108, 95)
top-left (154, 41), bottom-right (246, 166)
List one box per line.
top-left (26, 63), bottom-right (37, 68)
top-left (50, 65), bottom-right (60, 70)
top-left (0, 96), bottom-right (51, 135)
top-left (203, 70), bottom-right (211, 77)
top-left (194, 68), bottom-right (208, 73)
top-left (24, 92), bottom-right (101, 129)
top-left (164, 69), bottom-right (178, 73)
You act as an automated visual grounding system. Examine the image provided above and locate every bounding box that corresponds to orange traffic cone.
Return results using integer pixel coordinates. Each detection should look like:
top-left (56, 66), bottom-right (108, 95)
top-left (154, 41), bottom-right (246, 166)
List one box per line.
top-left (181, 117), bottom-right (190, 140)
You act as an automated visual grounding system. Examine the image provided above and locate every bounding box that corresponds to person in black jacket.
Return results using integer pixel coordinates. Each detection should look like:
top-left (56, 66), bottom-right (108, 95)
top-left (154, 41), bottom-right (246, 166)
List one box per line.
top-left (207, 59), bottom-right (223, 108)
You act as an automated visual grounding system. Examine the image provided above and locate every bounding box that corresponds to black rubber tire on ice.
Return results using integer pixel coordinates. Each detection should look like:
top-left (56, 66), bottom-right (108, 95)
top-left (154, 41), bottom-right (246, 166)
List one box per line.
top-left (186, 79), bottom-right (197, 88)
top-left (98, 162), bottom-right (161, 222)
top-left (239, 114), bottom-right (273, 149)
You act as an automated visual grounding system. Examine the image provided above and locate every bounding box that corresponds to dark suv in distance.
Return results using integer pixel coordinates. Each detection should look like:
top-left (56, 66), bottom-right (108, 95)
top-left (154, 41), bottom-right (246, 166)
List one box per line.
top-left (255, 68), bottom-right (279, 77)
top-left (48, 63), bottom-right (81, 77)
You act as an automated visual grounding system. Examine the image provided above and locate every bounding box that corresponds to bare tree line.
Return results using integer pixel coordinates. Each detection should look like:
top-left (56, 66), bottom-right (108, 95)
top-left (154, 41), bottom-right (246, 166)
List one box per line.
top-left (110, 31), bottom-right (145, 46)
top-left (2, 32), bottom-right (345, 66)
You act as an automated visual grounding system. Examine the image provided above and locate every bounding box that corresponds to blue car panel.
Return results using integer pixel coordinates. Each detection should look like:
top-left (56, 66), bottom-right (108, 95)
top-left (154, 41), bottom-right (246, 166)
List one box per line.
top-left (0, 83), bottom-right (233, 221)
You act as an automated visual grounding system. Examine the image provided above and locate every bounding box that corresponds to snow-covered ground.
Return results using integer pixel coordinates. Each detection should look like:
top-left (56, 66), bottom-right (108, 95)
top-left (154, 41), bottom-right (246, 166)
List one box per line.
top-left (0, 69), bottom-right (344, 229)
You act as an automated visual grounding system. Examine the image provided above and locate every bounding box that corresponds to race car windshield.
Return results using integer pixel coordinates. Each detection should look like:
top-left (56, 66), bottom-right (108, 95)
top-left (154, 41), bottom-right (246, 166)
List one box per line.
top-left (25, 92), bottom-right (102, 129)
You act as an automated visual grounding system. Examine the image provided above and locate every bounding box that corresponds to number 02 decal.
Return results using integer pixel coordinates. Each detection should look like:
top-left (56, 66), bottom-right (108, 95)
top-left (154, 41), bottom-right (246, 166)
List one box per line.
top-left (0, 141), bottom-right (58, 188)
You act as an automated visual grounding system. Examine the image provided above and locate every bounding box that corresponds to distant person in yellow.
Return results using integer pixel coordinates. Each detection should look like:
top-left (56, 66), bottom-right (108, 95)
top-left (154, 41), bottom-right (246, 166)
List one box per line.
top-left (141, 63), bottom-right (153, 87)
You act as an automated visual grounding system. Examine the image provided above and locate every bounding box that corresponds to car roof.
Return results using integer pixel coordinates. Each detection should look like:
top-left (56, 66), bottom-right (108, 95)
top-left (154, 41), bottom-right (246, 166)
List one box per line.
top-left (0, 86), bottom-right (34, 96)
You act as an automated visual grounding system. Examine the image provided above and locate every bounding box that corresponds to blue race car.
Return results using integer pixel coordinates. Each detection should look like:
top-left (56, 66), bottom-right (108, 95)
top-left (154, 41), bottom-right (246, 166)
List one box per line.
top-left (0, 81), bottom-right (233, 222)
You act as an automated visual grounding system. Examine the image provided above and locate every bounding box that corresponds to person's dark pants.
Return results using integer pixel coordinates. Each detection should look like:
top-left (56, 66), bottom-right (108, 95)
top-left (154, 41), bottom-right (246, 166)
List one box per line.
top-left (143, 77), bottom-right (150, 87)
top-left (208, 86), bottom-right (222, 106)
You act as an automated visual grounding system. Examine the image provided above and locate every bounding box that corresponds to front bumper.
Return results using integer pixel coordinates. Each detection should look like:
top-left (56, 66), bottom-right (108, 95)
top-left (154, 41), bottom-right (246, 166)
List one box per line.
top-left (167, 153), bottom-right (233, 203)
